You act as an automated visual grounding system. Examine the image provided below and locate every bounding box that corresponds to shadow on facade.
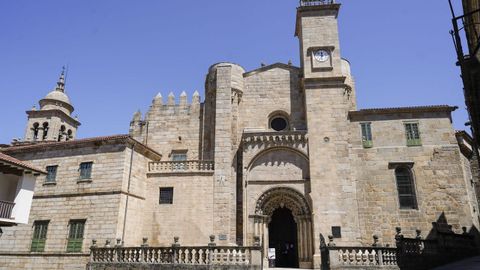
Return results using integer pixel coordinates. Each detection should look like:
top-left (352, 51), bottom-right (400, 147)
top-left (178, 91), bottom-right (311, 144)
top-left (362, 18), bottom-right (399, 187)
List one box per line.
top-left (325, 212), bottom-right (480, 270)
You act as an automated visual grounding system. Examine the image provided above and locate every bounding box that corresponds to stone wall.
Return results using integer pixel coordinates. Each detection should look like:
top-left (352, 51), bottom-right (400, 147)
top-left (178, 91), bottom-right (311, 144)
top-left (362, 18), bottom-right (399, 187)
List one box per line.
top-left (350, 112), bottom-right (480, 245)
top-left (0, 254), bottom-right (88, 270)
top-left (131, 94), bottom-right (202, 160)
top-left (144, 173), bottom-right (215, 246)
top-left (241, 66), bottom-right (306, 132)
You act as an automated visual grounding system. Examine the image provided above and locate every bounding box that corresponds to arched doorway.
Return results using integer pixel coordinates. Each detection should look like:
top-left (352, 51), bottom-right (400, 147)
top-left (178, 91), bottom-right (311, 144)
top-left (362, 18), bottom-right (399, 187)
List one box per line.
top-left (269, 207), bottom-right (298, 268)
top-left (253, 187), bottom-right (313, 269)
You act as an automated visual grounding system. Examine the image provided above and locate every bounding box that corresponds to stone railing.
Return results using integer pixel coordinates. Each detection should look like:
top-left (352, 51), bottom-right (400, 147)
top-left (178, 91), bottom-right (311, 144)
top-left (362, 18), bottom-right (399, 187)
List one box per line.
top-left (148, 160), bottom-right (214, 174)
top-left (88, 237), bottom-right (262, 270)
top-left (300, 0), bottom-right (335, 6)
top-left (0, 200), bottom-right (15, 219)
top-left (328, 246), bottom-right (398, 269)
top-left (395, 226), bottom-right (478, 270)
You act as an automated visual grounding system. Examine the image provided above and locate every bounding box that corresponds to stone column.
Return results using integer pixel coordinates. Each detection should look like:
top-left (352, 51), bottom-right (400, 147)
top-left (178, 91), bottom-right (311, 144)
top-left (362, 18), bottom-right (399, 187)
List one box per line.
top-left (37, 128), bottom-right (44, 141)
top-left (213, 65), bottom-right (234, 245)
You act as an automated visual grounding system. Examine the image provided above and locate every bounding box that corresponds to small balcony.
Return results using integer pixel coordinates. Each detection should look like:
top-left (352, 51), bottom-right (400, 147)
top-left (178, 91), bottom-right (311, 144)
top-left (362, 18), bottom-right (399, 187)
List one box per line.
top-left (0, 200), bottom-right (15, 220)
top-left (148, 160), bottom-right (214, 175)
top-left (300, 0), bottom-right (335, 7)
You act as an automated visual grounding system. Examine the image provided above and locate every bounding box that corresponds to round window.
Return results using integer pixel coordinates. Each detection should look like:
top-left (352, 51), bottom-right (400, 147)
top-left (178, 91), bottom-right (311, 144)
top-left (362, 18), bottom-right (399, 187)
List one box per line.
top-left (270, 117), bottom-right (288, 131)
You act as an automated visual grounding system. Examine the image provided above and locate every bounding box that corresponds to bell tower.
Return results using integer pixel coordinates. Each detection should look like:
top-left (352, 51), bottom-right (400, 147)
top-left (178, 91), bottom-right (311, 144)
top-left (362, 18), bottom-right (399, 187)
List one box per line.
top-left (24, 68), bottom-right (81, 143)
top-left (296, 0), bottom-right (343, 79)
top-left (296, 0), bottom-right (360, 267)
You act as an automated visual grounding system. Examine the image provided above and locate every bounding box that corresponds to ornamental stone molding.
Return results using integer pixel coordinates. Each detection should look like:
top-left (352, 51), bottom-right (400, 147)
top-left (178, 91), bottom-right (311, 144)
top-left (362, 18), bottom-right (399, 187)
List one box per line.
top-left (242, 130), bottom-right (308, 166)
top-left (255, 187), bottom-right (311, 218)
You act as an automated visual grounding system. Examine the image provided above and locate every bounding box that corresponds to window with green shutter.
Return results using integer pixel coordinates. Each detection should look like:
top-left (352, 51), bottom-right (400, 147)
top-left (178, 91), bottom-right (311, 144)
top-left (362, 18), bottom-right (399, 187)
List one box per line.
top-left (31, 220), bottom-right (49, 252)
top-left (405, 122), bottom-right (421, 146)
top-left (67, 220), bottom-right (85, 253)
top-left (360, 123), bottom-right (373, 148)
top-left (79, 162), bottom-right (93, 180)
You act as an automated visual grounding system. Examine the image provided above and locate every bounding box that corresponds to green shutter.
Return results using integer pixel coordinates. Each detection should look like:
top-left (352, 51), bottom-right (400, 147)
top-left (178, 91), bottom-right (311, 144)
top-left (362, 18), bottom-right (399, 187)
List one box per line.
top-left (361, 123), bottom-right (373, 148)
top-left (67, 220), bottom-right (85, 253)
top-left (405, 123), bottom-right (421, 146)
top-left (67, 239), bottom-right (83, 253)
top-left (31, 221), bottom-right (48, 252)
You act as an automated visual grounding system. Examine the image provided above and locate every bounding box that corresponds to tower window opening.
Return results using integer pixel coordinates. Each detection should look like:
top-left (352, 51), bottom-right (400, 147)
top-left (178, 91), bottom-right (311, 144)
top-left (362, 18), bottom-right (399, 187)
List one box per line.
top-left (42, 122), bottom-right (49, 140)
top-left (58, 125), bottom-right (66, 142)
top-left (67, 129), bottom-right (72, 141)
top-left (32, 123), bottom-right (39, 140)
top-left (270, 116), bottom-right (289, 131)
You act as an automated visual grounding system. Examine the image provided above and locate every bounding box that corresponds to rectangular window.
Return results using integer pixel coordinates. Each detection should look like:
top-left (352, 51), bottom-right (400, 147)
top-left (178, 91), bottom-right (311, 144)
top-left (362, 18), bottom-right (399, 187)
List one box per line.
top-left (67, 220), bottom-right (85, 253)
top-left (405, 122), bottom-right (421, 146)
top-left (360, 123), bottom-right (373, 148)
top-left (45, 165), bottom-right (58, 183)
top-left (159, 187), bottom-right (174, 204)
top-left (172, 152), bottom-right (187, 171)
top-left (31, 220), bottom-right (49, 252)
top-left (79, 162), bottom-right (93, 180)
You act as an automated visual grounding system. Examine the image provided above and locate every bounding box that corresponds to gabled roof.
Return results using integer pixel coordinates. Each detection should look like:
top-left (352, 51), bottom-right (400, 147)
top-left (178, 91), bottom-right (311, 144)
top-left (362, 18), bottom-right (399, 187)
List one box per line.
top-left (0, 152), bottom-right (46, 175)
top-left (349, 105), bottom-right (458, 117)
top-left (243, 63), bottom-right (300, 77)
top-left (2, 135), bottom-right (162, 161)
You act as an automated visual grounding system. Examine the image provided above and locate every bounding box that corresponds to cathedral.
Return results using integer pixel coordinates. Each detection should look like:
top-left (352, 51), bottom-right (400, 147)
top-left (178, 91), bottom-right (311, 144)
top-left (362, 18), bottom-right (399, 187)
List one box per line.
top-left (0, 1), bottom-right (479, 269)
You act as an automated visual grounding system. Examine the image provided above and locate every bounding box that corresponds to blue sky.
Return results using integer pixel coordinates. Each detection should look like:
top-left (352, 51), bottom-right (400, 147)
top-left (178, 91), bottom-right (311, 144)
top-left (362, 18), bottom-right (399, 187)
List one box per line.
top-left (0, 0), bottom-right (468, 143)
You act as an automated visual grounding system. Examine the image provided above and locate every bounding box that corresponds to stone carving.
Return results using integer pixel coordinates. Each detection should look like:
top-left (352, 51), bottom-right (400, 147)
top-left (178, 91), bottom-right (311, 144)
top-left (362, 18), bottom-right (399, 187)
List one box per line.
top-left (255, 187), bottom-right (311, 217)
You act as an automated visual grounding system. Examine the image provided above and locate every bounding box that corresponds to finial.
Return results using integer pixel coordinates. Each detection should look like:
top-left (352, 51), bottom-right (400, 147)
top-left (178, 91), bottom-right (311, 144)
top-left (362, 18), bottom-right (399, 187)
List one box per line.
top-left (153, 92), bottom-right (163, 105)
top-left (168, 92), bottom-right (175, 105)
top-left (261, 62), bottom-right (266, 67)
top-left (55, 66), bottom-right (66, 93)
top-left (32, 105), bottom-right (37, 111)
top-left (192, 90), bottom-right (200, 106)
top-left (180, 91), bottom-right (187, 106)
top-left (132, 110), bottom-right (142, 122)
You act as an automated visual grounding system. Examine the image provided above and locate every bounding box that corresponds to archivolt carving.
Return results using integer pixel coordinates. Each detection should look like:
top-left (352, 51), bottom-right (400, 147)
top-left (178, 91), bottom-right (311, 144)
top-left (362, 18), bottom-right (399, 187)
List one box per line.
top-left (255, 187), bottom-right (311, 217)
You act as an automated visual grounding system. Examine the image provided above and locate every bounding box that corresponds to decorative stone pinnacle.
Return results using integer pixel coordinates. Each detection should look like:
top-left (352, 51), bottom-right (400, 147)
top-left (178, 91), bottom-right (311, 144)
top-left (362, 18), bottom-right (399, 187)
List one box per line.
top-left (168, 92), bottom-right (175, 105)
top-left (55, 67), bottom-right (66, 93)
top-left (415, 229), bottom-right (422, 239)
top-left (193, 90), bottom-right (199, 96)
top-left (153, 92), bottom-right (163, 105)
top-left (180, 91), bottom-right (187, 97)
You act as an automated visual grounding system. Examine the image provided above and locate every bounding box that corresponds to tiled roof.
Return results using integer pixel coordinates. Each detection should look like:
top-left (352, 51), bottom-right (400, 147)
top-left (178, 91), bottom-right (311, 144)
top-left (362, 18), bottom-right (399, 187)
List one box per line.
top-left (1, 135), bottom-right (162, 161)
top-left (0, 152), bottom-right (46, 174)
top-left (349, 105), bottom-right (458, 116)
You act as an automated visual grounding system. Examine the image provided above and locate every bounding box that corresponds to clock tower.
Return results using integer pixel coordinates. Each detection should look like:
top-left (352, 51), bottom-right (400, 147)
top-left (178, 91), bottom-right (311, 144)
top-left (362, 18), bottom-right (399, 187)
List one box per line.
top-left (296, 0), bottom-right (343, 79)
top-left (296, 1), bottom-right (360, 267)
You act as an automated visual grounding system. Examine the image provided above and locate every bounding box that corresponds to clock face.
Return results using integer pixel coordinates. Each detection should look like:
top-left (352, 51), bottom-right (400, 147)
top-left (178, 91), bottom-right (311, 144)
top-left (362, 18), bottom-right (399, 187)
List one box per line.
top-left (313, 49), bottom-right (330, 62)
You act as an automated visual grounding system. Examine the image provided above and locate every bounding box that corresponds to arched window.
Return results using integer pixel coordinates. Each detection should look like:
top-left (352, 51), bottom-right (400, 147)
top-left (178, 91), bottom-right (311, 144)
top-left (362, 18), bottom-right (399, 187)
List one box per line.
top-left (269, 112), bottom-right (290, 132)
top-left (67, 129), bottom-right (72, 141)
top-left (42, 122), bottom-right (49, 140)
top-left (395, 167), bottom-right (417, 209)
top-left (32, 123), bottom-right (39, 140)
top-left (58, 125), bottom-right (66, 142)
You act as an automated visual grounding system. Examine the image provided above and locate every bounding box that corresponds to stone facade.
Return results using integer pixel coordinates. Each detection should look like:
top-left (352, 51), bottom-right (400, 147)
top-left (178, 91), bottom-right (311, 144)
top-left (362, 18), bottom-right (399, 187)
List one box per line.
top-left (1, 1), bottom-right (480, 270)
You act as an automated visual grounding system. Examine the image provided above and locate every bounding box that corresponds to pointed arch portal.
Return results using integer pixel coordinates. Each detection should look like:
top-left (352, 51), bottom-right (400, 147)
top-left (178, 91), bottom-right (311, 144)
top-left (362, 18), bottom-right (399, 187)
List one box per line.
top-left (253, 187), bottom-right (313, 269)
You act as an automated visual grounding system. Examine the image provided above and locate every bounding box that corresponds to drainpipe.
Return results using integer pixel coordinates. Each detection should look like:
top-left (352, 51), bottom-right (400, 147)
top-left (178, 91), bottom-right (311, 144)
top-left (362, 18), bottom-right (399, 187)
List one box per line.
top-left (121, 142), bottom-right (135, 244)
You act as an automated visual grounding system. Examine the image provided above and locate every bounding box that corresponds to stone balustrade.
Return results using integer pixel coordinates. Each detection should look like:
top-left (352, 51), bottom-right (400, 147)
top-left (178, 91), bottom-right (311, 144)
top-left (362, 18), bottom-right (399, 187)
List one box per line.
top-left (88, 237), bottom-right (262, 270)
top-left (328, 246), bottom-right (398, 269)
top-left (300, 0), bottom-right (335, 6)
top-left (148, 160), bottom-right (214, 174)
